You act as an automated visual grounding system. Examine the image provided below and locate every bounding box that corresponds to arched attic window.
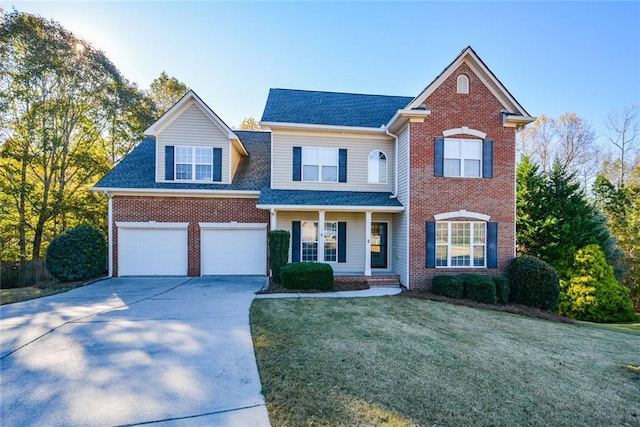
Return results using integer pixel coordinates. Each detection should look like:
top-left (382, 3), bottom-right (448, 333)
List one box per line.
top-left (368, 150), bottom-right (388, 184)
top-left (457, 75), bottom-right (469, 94)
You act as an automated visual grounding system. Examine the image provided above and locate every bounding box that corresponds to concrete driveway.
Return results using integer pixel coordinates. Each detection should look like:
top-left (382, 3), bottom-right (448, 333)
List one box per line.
top-left (0, 276), bottom-right (271, 426)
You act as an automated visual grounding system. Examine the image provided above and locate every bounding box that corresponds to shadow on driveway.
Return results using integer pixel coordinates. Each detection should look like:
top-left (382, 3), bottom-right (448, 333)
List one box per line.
top-left (0, 276), bottom-right (270, 427)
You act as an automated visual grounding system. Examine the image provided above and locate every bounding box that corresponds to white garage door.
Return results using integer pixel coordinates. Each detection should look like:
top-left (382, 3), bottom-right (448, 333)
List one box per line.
top-left (117, 222), bottom-right (188, 276)
top-left (201, 223), bottom-right (266, 275)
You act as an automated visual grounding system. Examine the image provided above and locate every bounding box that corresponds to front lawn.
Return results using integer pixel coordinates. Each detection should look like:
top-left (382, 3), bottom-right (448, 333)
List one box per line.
top-left (0, 282), bottom-right (84, 305)
top-left (251, 296), bottom-right (640, 427)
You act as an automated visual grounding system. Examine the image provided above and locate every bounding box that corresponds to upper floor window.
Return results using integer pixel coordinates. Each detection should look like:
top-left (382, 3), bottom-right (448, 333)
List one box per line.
top-left (175, 146), bottom-right (213, 181)
top-left (457, 75), bottom-right (469, 94)
top-left (436, 221), bottom-right (485, 267)
top-left (368, 150), bottom-right (388, 184)
top-left (303, 147), bottom-right (338, 182)
top-left (444, 138), bottom-right (482, 177)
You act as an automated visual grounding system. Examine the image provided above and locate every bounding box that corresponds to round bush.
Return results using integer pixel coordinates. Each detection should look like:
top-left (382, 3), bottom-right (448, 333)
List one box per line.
top-left (46, 223), bottom-right (107, 282)
top-left (432, 275), bottom-right (464, 299)
top-left (507, 255), bottom-right (560, 310)
top-left (281, 262), bottom-right (333, 291)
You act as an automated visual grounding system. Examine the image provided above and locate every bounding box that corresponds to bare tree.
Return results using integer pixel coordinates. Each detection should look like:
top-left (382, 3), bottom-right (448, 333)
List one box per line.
top-left (603, 104), bottom-right (639, 187)
top-left (517, 114), bottom-right (555, 172)
top-left (555, 112), bottom-right (596, 176)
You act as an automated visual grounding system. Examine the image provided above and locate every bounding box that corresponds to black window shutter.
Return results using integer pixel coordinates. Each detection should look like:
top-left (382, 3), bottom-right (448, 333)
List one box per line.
top-left (338, 149), bottom-right (347, 182)
top-left (483, 139), bottom-right (494, 178)
top-left (426, 221), bottom-right (436, 268)
top-left (292, 221), bottom-right (301, 262)
top-left (487, 222), bottom-right (498, 268)
top-left (434, 138), bottom-right (444, 177)
top-left (338, 222), bottom-right (347, 263)
top-left (293, 147), bottom-right (302, 181)
top-left (165, 146), bottom-right (174, 180)
top-left (212, 147), bottom-right (222, 181)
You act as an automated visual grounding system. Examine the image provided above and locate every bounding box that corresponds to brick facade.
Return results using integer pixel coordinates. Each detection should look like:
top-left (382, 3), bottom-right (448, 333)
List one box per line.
top-left (408, 62), bottom-right (517, 289)
top-left (112, 196), bottom-right (269, 276)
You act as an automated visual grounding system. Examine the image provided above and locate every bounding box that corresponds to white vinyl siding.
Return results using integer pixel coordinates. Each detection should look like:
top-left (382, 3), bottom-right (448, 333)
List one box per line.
top-left (156, 102), bottom-right (230, 183)
top-left (392, 125), bottom-right (410, 286)
top-left (271, 131), bottom-right (394, 191)
top-left (230, 143), bottom-right (243, 180)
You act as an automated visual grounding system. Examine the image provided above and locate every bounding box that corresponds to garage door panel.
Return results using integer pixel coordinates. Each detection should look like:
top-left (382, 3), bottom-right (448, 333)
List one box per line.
top-left (118, 228), bottom-right (188, 276)
top-left (201, 227), bottom-right (266, 275)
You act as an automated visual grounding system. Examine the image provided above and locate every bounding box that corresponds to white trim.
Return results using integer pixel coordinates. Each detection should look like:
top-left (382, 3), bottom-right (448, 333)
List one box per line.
top-left (442, 127), bottom-right (486, 139)
top-left (116, 221), bottom-right (189, 229)
top-left (434, 210), bottom-right (490, 221)
top-left (256, 204), bottom-right (404, 213)
top-left (364, 211), bottom-right (372, 276)
top-left (385, 109), bottom-right (431, 133)
top-left (90, 187), bottom-right (260, 198)
top-left (270, 209), bottom-right (276, 230)
top-left (317, 211), bottom-right (326, 263)
top-left (107, 193), bottom-right (113, 277)
top-left (198, 222), bottom-right (267, 230)
top-left (435, 221), bottom-right (487, 269)
top-left (367, 149), bottom-right (388, 184)
top-left (405, 125), bottom-right (411, 288)
top-left (260, 121), bottom-right (387, 135)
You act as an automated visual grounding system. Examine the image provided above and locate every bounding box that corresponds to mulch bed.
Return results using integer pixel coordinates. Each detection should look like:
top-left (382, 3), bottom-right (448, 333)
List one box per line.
top-left (257, 280), bottom-right (369, 294)
top-left (401, 290), bottom-right (577, 324)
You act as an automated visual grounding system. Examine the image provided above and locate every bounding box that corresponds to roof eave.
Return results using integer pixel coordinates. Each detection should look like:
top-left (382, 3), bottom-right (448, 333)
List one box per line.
top-left (259, 121), bottom-right (388, 135)
top-left (90, 187), bottom-right (261, 198)
top-left (385, 109), bottom-right (432, 133)
top-left (256, 203), bottom-right (404, 212)
top-left (503, 113), bottom-right (537, 129)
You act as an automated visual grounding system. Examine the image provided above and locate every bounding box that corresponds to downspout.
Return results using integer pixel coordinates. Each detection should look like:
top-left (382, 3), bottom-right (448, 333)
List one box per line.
top-left (104, 191), bottom-right (113, 277)
top-left (384, 127), bottom-right (399, 198)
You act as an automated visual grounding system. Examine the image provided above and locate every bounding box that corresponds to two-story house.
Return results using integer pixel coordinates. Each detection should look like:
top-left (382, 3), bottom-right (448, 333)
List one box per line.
top-left (92, 46), bottom-right (534, 289)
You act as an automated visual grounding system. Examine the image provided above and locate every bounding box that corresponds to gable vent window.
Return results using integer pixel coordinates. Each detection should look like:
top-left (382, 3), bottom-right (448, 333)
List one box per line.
top-left (457, 75), bottom-right (469, 94)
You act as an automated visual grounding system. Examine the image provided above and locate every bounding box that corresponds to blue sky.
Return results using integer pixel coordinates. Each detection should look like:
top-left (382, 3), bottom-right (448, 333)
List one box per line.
top-left (3, 1), bottom-right (640, 143)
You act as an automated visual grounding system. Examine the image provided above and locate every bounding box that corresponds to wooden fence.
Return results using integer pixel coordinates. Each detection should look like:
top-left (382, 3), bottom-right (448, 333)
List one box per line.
top-left (0, 260), bottom-right (54, 289)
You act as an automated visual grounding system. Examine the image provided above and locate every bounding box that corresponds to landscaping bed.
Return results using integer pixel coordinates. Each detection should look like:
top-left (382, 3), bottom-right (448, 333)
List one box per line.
top-left (257, 279), bottom-right (369, 294)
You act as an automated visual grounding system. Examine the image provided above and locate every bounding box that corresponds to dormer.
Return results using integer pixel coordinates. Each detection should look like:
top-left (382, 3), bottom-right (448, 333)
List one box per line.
top-left (147, 90), bottom-right (248, 184)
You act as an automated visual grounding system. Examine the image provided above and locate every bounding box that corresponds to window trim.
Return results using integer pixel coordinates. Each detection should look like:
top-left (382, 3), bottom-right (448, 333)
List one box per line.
top-left (368, 150), bottom-right (388, 184)
top-left (300, 220), bottom-right (339, 263)
top-left (443, 138), bottom-right (483, 178)
top-left (435, 221), bottom-right (486, 268)
top-left (301, 147), bottom-right (339, 183)
top-left (174, 145), bottom-right (214, 182)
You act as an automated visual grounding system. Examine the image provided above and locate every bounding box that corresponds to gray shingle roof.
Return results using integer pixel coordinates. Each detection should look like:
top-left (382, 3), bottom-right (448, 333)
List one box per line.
top-left (257, 189), bottom-right (404, 208)
top-left (260, 89), bottom-right (413, 128)
top-left (93, 130), bottom-right (271, 191)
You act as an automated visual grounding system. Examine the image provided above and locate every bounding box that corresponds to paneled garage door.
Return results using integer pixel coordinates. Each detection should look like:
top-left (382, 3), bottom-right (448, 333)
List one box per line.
top-left (200, 223), bottom-right (267, 275)
top-left (117, 222), bottom-right (188, 276)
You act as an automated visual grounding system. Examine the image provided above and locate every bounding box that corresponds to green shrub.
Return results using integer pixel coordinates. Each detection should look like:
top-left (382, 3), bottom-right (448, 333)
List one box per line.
top-left (508, 255), bottom-right (560, 310)
top-left (432, 275), bottom-right (463, 299)
top-left (45, 223), bottom-right (107, 282)
top-left (493, 277), bottom-right (510, 304)
top-left (459, 274), bottom-right (497, 304)
top-left (268, 230), bottom-right (290, 284)
top-left (558, 244), bottom-right (636, 323)
top-left (281, 262), bottom-right (333, 291)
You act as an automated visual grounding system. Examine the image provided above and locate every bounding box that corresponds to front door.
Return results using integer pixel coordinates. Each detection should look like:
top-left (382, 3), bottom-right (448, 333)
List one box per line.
top-left (371, 222), bottom-right (388, 269)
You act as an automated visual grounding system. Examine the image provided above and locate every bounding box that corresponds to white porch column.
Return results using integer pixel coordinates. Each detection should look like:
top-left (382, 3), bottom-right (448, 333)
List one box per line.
top-left (317, 210), bottom-right (325, 262)
top-left (364, 211), bottom-right (372, 276)
top-left (270, 208), bottom-right (277, 230)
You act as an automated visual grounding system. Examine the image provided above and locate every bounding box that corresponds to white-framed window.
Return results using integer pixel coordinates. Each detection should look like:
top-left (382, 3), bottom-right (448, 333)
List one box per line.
top-left (302, 147), bottom-right (338, 182)
top-left (301, 221), bottom-right (338, 262)
top-left (444, 138), bottom-right (482, 177)
top-left (368, 150), bottom-right (387, 184)
top-left (175, 146), bottom-right (213, 181)
top-left (457, 75), bottom-right (469, 94)
top-left (436, 221), bottom-right (486, 267)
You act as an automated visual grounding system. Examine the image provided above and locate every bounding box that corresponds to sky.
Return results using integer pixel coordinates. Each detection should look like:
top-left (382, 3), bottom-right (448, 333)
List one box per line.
top-left (3, 1), bottom-right (640, 145)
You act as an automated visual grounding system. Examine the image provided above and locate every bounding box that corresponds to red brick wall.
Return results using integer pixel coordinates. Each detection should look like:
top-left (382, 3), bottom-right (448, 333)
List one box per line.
top-left (409, 62), bottom-right (517, 289)
top-left (112, 196), bottom-right (269, 276)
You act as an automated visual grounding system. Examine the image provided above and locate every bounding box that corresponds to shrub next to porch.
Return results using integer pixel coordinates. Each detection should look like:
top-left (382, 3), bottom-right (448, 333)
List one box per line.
top-left (268, 230), bottom-right (290, 284)
top-left (281, 262), bottom-right (333, 291)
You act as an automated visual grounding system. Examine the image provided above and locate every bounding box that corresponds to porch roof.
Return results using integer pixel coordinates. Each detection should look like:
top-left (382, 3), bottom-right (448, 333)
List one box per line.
top-left (256, 189), bottom-right (404, 212)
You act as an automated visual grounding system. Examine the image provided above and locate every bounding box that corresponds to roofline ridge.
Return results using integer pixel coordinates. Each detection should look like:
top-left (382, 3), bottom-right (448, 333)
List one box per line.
top-left (269, 87), bottom-right (413, 99)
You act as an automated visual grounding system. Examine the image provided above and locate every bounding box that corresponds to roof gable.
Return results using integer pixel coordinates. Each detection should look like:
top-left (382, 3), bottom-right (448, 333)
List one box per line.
top-left (145, 90), bottom-right (247, 155)
top-left (407, 46), bottom-right (531, 117)
top-left (260, 88), bottom-right (413, 129)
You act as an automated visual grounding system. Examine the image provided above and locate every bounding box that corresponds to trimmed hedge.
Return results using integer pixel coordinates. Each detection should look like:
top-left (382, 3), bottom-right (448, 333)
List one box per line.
top-left (508, 255), bottom-right (560, 310)
top-left (459, 274), bottom-right (497, 304)
top-left (268, 230), bottom-right (290, 284)
top-left (281, 262), bottom-right (333, 291)
top-left (45, 223), bottom-right (107, 282)
top-left (493, 276), bottom-right (510, 304)
top-left (432, 275), bottom-right (464, 299)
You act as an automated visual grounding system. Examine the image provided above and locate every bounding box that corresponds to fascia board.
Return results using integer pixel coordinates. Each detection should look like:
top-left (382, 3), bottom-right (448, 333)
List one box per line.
top-left (90, 187), bottom-right (260, 198)
top-left (259, 121), bottom-right (387, 135)
top-left (256, 204), bottom-right (404, 213)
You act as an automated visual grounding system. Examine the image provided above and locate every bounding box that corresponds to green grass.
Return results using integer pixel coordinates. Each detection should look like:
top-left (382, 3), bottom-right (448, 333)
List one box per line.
top-left (0, 284), bottom-right (80, 305)
top-left (251, 296), bottom-right (640, 427)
